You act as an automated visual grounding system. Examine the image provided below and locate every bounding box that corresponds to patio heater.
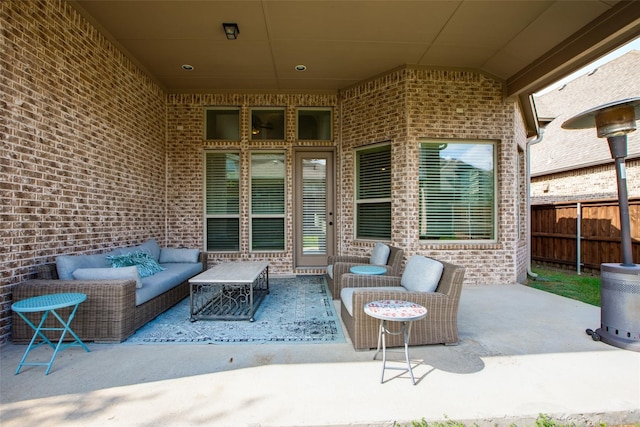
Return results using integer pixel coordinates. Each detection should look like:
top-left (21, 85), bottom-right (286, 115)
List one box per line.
top-left (562, 97), bottom-right (640, 352)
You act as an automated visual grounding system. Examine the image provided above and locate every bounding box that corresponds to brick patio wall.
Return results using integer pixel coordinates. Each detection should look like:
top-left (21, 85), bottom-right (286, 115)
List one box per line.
top-left (1, 0), bottom-right (167, 342)
top-left (339, 68), bottom-right (528, 285)
top-left (531, 158), bottom-right (640, 204)
top-left (0, 0), bottom-right (530, 343)
top-left (166, 94), bottom-right (339, 274)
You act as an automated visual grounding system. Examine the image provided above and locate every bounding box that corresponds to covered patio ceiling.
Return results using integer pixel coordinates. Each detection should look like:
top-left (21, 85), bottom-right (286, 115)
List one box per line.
top-left (70, 1), bottom-right (640, 137)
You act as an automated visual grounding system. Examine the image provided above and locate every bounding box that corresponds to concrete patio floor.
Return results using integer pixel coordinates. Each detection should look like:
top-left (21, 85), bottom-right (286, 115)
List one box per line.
top-left (1, 283), bottom-right (639, 427)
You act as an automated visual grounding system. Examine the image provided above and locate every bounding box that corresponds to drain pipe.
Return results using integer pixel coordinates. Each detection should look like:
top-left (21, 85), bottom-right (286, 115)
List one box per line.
top-left (526, 129), bottom-right (544, 278)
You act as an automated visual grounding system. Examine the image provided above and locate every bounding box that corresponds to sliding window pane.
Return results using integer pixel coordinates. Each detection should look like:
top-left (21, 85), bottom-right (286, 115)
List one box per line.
top-left (355, 144), bottom-right (391, 240)
top-left (251, 152), bottom-right (286, 251)
top-left (206, 218), bottom-right (240, 251)
top-left (251, 218), bottom-right (285, 251)
top-left (205, 152), bottom-right (240, 251)
top-left (419, 141), bottom-right (496, 241)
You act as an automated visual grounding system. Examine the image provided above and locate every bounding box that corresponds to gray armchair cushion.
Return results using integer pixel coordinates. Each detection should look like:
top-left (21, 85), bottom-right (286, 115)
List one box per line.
top-left (401, 255), bottom-right (443, 293)
top-left (369, 242), bottom-right (390, 265)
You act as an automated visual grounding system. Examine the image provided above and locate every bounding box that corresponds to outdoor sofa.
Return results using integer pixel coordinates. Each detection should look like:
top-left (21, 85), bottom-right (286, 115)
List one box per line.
top-left (11, 239), bottom-right (205, 343)
top-left (340, 256), bottom-right (465, 350)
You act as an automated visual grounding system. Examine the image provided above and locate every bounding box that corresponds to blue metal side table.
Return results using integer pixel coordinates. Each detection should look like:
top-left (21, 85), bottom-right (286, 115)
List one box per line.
top-left (11, 293), bottom-right (90, 375)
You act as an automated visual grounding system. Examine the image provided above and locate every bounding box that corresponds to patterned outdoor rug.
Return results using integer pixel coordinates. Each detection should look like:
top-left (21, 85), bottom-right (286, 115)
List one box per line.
top-left (125, 275), bottom-right (345, 344)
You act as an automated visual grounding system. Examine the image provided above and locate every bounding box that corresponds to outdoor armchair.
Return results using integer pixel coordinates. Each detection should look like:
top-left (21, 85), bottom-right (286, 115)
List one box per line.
top-left (339, 255), bottom-right (465, 350)
top-left (326, 244), bottom-right (404, 299)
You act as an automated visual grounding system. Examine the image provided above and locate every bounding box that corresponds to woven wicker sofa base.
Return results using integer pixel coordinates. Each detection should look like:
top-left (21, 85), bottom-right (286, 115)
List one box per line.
top-left (11, 279), bottom-right (189, 344)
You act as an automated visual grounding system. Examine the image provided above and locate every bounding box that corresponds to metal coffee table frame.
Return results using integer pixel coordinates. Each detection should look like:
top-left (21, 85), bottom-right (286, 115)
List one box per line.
top-left (189, 261), bottom-right (269, 322)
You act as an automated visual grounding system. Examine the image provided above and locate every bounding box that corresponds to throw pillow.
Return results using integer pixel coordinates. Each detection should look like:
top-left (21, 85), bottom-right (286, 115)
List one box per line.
top-left (159, 248), bottom-right (199, 263)
top-left (72, 266), bottom-right (142, 288)
top-left (369, 242), bottom-right (390, 265)
top-left (106, 251), bottom-right (165, 278)
top-left (401, 255), bottom-right (444, 293)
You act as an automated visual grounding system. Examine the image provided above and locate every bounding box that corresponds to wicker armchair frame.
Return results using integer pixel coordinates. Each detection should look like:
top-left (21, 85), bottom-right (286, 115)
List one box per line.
top-left (339, 259), bottom-right (465, 350)
top-left (327, 246), bottom-right (404, 299)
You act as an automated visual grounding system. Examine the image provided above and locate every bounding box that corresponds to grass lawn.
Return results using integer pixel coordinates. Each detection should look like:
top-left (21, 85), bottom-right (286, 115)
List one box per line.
top-left (526, 266), bottom-right (601, 307)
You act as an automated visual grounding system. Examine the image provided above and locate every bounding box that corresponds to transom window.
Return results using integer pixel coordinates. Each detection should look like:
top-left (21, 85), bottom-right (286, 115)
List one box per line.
top-left (418, 139), bottom-right (496, 242)
top-left (251, 108), bottom-right (285, 141)
top-left (297, 108), bottom-right (332, 140)
top-left (204, 107), bottom-right (240, 141)
top-left (355, 143), bottom-right (391, 240)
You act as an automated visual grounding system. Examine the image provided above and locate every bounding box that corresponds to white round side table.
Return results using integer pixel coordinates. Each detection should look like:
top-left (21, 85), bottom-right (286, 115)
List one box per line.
top-left (364, 300), bottom-right (428, 385)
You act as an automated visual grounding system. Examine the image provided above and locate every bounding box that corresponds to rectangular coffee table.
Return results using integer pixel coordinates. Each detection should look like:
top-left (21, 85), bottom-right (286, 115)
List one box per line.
top-left (189, 261), bottom-right (269, 322)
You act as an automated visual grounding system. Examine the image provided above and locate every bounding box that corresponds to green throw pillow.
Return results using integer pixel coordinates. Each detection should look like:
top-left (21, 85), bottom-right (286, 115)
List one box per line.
top-left (106, 251), bottom-right (165, 278)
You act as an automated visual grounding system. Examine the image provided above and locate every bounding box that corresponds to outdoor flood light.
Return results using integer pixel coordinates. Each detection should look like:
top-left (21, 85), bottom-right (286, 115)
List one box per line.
top-left (222, 23), bottom-right (240, 40)
top-left (562, 97), bottom-right (640, 352)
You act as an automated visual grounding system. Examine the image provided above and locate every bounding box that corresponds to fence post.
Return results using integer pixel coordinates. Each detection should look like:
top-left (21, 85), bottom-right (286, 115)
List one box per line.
top-left (577, 202), bottom-right (581, 275)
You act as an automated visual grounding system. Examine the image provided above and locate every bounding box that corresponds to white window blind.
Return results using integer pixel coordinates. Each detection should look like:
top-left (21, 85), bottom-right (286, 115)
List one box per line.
top-left (205, 152), bottom-right (240, 251)
top-left (419, 141), bottom-right (496, 241)
top-left (355, 144), bottom-right (391, 240)
top-left (251, 152), bottom-right (285, 251)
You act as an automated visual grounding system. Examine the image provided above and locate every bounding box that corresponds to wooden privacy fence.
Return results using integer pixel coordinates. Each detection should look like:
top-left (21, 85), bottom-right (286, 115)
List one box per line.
top-left (531, 197), bottom-right (640, 272)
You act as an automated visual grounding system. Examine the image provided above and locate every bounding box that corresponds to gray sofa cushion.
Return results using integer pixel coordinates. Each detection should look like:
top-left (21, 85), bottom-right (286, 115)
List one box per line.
top-left (72, 266), bottom-right (142, 288)
top-left (131, 239), bottom-right (161, 261)
top-left (56, 253), bottom-right (111, 280)
top-left (159, 248), bottom-right (200, 264)
top-left (136, 262), bottom-right (203, 306)
top-left (56, 239), bottom-right (161, 280)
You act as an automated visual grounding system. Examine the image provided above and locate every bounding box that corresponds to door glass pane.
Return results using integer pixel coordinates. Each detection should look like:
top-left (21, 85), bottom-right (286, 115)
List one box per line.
top-left (302, 158), bottom-right (327, 255)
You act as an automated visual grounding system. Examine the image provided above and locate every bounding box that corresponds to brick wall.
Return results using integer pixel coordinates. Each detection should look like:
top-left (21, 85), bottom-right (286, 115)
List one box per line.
top-left (1, 0), bottom-right (167, 342)
top-left (339, 67), bottom-right (527, 285)
top-left (531, 158), bottom-right (640, 204)
top-left (166, 94), bottom-right (339, 274)
top-left (1, 0), bottom-right (530, 344)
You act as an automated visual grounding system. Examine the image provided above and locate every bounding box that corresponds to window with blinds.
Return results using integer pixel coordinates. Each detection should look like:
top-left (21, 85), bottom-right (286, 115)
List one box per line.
top-left (205, 152), bottom-right (240, 251)
top-left (355, 143), bottom-right (391, 240)
top-left (418, 140), bottom-right (496, 242)
top-left (251, 152), bottom-right (286, 251)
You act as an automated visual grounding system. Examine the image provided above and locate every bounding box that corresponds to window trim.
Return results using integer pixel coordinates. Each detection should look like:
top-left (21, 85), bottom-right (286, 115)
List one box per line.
top-left (354, 142), bottom-right (392, 242)
top-left (418, 138), bottom-right (498, 244)
top-left (249, 150), bottom-right (287, 252)
top-left (250, 107), bottom-right (286, 141)
top-left (203, 107), bottom-right (241, 141)
top-left (296, 107), bottom-right (333, 141)
top-left (204, 150), bottom-right (241, 252)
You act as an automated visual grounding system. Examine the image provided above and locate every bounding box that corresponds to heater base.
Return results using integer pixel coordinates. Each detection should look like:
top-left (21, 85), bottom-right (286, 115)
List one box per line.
top-left (588, 328), bottom-right (640, 352)
top-left (587, 263), bottom-right (640, 352)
